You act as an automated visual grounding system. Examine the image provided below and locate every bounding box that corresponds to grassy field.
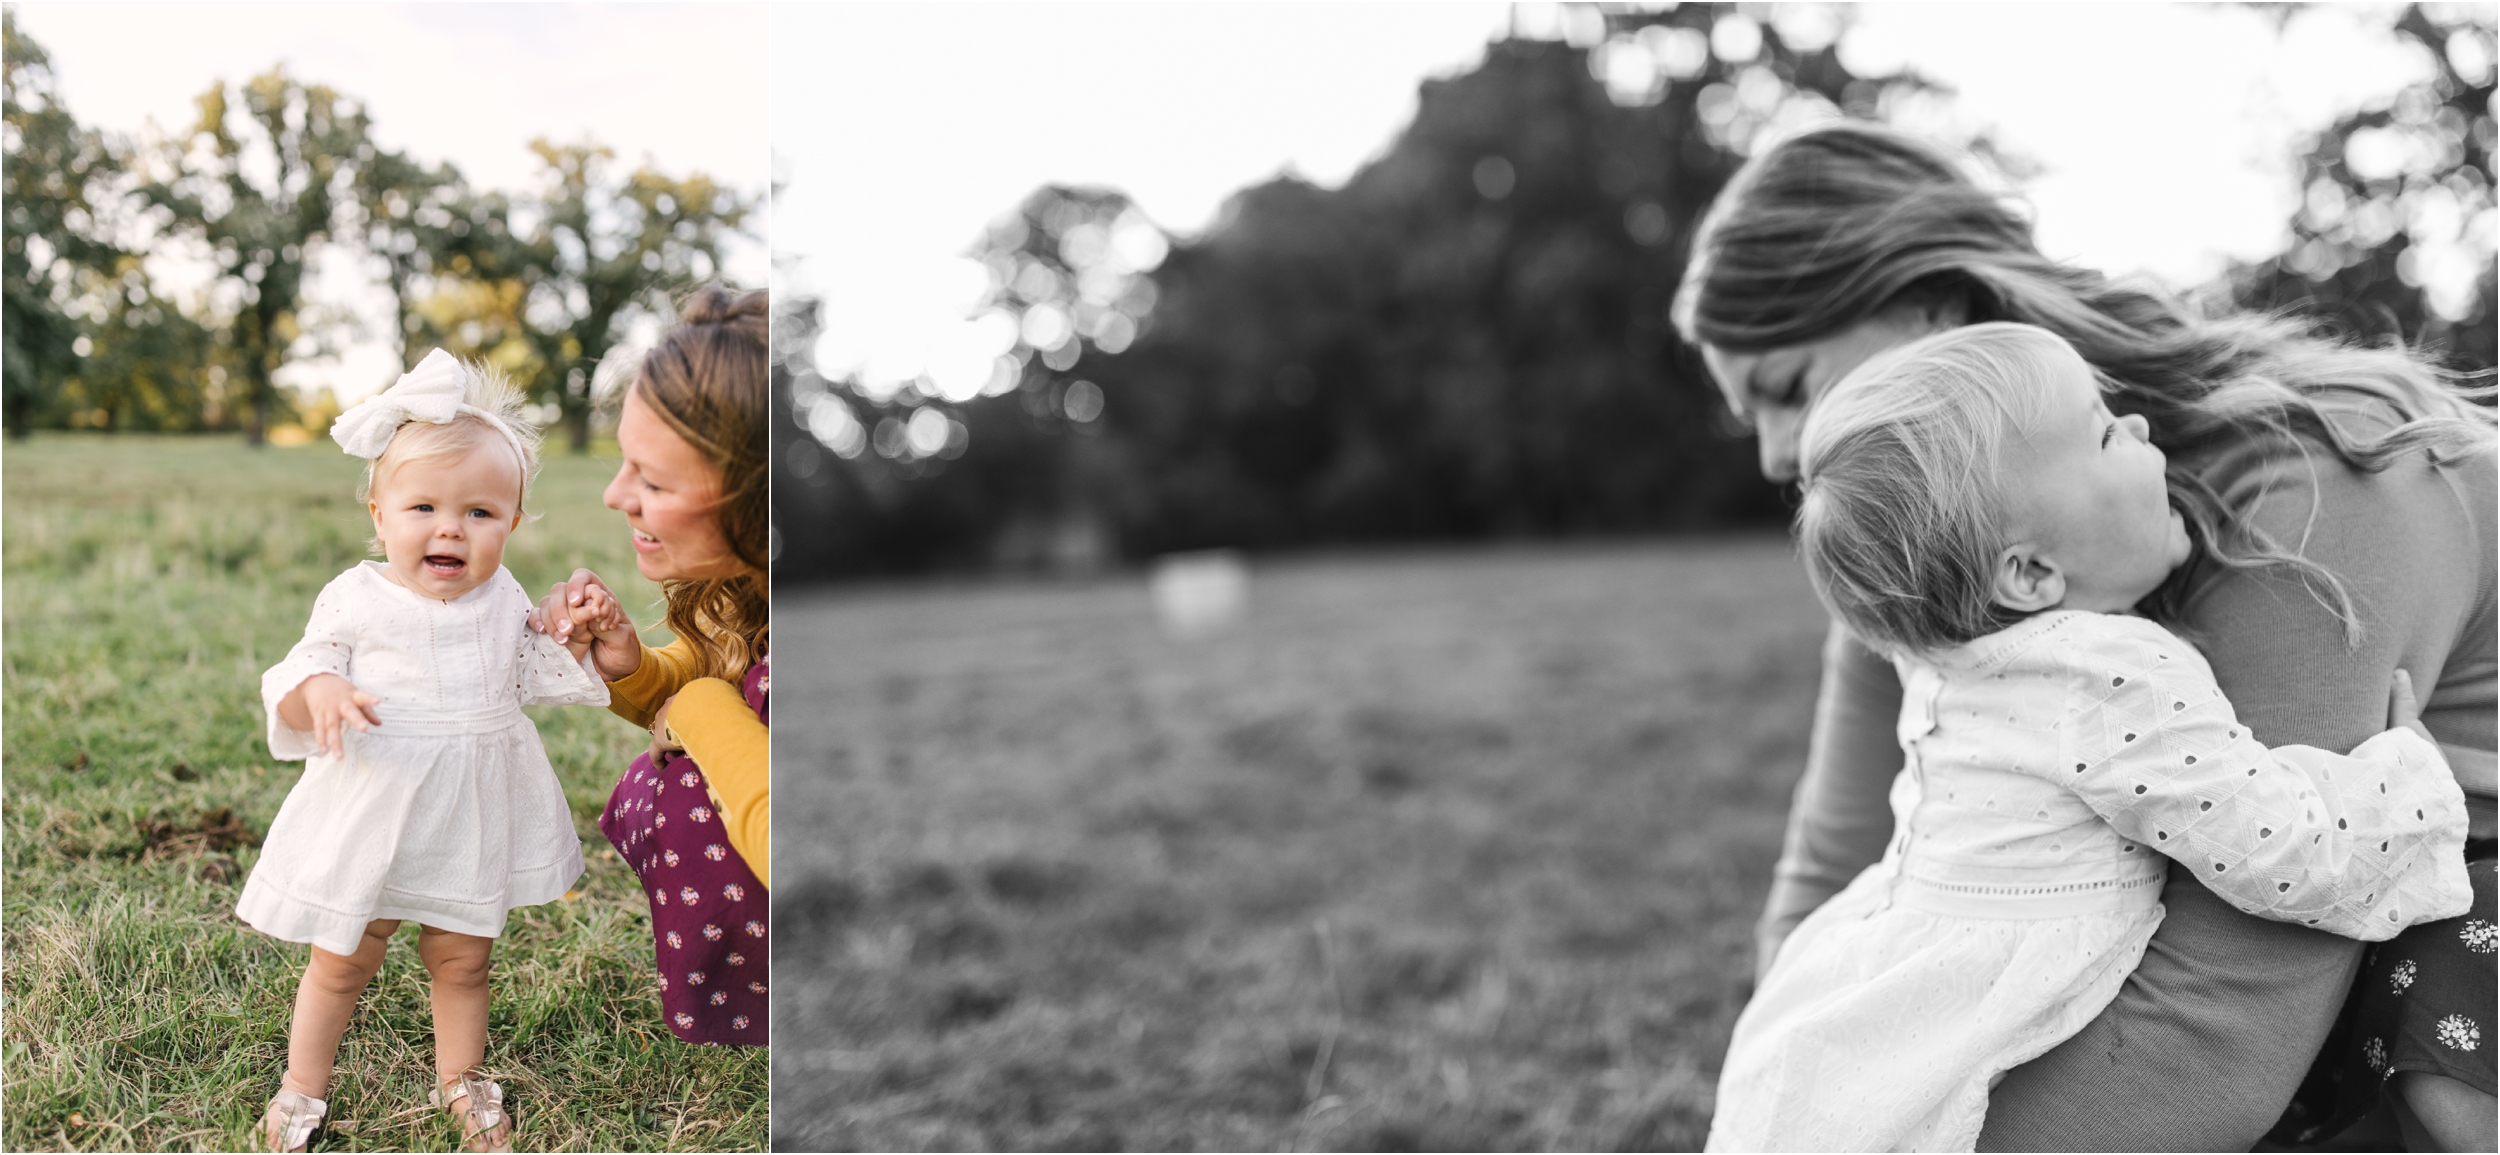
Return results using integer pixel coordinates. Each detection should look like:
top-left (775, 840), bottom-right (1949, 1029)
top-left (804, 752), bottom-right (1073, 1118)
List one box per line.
top-left (772, 536), bottom-right (1827, 1151)
top-left (2, 434), bottom-right (768, 1152)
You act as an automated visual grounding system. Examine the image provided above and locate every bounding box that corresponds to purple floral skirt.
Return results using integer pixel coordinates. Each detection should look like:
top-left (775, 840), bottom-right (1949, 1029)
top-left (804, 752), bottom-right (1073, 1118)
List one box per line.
top-left (599, 657), bottom-right (769, 1046)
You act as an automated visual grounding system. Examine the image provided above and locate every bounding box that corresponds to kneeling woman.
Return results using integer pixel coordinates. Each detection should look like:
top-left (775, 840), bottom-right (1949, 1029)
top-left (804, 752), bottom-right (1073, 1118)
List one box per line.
top-left (535, 286), bottom-right (772, 1045)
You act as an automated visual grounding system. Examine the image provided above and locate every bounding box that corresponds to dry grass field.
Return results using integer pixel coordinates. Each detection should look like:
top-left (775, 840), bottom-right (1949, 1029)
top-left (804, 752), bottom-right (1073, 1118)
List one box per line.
top-left (771, 536), bottom-right (1826, 1151)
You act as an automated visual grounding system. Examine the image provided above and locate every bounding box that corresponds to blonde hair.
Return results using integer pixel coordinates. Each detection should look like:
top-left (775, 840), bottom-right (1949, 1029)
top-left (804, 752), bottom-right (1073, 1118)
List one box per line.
top-left (1796, 324), bottom-right (2062, 655)
top-left (1687, 121), bottom-right (2494, 645)
top-left (358, 358), bottom-right (541, 551)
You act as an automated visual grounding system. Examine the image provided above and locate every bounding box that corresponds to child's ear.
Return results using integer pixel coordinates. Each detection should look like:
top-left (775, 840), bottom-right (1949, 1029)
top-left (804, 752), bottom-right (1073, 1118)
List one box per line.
top-left (1992, 543), bottom-right (2065, 614)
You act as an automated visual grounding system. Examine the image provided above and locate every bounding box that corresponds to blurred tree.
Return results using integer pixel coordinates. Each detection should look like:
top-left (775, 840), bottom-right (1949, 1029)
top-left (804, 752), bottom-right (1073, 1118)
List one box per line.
top-left (412, 272), bottom-right (547, 391)
top-left (352, 148), bottom-right (523, 367)
top-left (2233, 3), bottom-right (2496, 373)
top-left (59, 259), bottom-right (220, 432)
top-left (780, 2), bottom-right (1937, 579)
top-left (2, 10), bottom-right (121, 439)
top-left (144, 67), bottom-right (375, 444)
top-left (510, 139), bottom-right (756, 452)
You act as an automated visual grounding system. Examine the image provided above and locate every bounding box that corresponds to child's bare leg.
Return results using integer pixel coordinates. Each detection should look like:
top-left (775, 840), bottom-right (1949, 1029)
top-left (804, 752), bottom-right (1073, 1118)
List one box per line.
top-left (415, 925), bottom-right (494, 1083)
top-left (281, 919), bottom-right (400, 1098)
top-left (2390, 1071), bottom-right (2497, 1152)
top-left (417, 926), bottom-right (507, 1150)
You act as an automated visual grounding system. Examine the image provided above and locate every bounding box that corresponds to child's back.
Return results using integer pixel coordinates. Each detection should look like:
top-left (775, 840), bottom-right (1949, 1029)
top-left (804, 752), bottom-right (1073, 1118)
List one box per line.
top-left (1707, 610), bottom-right (2466, 1151)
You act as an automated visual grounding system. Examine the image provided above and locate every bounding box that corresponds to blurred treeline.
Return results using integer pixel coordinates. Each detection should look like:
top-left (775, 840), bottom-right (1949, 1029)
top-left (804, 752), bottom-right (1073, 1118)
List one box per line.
top-left (2, 11), bottom-right (754, 448)
top-left (769, 2), bottom-right (2495, 581)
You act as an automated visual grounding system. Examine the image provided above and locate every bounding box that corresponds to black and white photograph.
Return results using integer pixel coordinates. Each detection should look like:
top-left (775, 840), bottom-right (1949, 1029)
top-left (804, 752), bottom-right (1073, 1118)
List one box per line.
top-left (765, 2), bottom-right (2493, 1151)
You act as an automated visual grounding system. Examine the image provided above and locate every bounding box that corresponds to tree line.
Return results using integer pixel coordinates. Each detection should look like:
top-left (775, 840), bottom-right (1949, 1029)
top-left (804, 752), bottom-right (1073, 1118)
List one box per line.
top-left (2, 11), bottom-right (755, 447)
top-left (772, 2), bottom-right (2495, 582)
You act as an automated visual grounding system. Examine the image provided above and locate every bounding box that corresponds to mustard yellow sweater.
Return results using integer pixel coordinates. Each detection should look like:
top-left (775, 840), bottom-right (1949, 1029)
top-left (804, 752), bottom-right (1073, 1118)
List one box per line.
top-left (605, 637), bottom-right (770, 888)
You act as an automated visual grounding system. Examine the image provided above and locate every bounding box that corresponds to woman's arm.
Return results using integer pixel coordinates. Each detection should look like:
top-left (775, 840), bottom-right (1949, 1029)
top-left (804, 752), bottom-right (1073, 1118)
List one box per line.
top-left (667, 679), bottom-right (770, 889)
top-left (1755, 619), bottom-right (1905, 978)
top-left (1982, 436), bottom-right (2495, 1150)
top-left (606, 637), bottom-right (702, 729)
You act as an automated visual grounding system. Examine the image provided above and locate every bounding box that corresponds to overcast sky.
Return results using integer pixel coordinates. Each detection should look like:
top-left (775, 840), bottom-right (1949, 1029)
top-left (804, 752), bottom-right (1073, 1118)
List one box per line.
top-left (11, 1), bottom-right (770, 403)
top-left (773, 2), bottom-right (2441, 391)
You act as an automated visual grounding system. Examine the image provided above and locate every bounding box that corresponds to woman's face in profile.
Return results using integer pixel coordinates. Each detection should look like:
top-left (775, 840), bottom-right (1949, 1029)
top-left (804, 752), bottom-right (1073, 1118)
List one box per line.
top-left (605, 389), bottom-right (750, 582)
top-left (1702, 302), bottom-right (1961, 483)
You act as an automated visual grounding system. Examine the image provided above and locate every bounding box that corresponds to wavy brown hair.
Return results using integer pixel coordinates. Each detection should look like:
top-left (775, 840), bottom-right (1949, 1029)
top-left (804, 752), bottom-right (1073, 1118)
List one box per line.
top-left (1677, 120), bottom-right (2493, 642)
top-left (638, 284), bottom-right (769, 680)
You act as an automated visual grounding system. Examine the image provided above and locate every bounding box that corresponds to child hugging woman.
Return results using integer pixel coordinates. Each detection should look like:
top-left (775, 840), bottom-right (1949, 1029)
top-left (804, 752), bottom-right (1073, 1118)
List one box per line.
top-left (236, 350), bottom-right (610, 1153)
top-left (1705, 323), bottom-right (2477, 1151)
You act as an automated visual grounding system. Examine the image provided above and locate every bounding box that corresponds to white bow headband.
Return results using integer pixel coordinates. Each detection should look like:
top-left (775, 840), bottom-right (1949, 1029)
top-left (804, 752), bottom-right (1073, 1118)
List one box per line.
top-left (331, 348), bottom-right (529, 465)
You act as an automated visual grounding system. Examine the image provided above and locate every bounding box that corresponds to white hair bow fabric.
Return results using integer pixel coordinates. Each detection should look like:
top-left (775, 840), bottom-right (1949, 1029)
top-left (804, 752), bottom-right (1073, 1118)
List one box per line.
top-left (331, 348), bottom-right (521, 461)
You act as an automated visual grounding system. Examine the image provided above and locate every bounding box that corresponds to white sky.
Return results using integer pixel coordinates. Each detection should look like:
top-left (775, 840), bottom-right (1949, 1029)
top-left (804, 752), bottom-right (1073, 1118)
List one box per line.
top-left (11, 1), bottom-right (771, 404)
top-left (774, 2), bottom-right (2438, 390)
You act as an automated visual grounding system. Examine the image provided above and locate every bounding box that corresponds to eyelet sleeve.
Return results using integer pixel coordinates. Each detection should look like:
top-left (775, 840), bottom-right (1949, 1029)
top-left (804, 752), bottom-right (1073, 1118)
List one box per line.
top-left (2052, 622), bottom-right (2472, 941)
top-left (261, 576), bottom-right (362, 761)
top-left (516, 625), bottom-right (611, 708)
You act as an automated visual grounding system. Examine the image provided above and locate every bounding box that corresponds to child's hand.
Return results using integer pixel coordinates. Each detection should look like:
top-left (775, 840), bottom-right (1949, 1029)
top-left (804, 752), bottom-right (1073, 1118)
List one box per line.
top-left (280, 673), bottom-right (383, 759)
top-left (528, 568), bottom-right (642, 681)
top-left (566, 581), bottom-right (629, 661)
top-left (2387, 668), bottom-right (2434, 746)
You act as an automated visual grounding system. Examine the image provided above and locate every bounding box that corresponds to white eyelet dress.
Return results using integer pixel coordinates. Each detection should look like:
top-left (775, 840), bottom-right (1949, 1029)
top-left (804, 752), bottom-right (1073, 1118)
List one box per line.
top-left (236, 562), bottom-right (609, 956)
top-left (1705, 611), bottom-right (2473, 1152)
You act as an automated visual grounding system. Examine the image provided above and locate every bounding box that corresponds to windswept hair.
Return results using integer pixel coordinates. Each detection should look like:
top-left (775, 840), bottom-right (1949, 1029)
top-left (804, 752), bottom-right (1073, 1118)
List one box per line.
top-left (638, 284), bottom-right (770, 682)
top-left (359, 357), bottom-right (541, 552)
top-left (1683, 120), bottom-right (2494, 643)
top-left (1796, 324), bottom-right (2056, 655)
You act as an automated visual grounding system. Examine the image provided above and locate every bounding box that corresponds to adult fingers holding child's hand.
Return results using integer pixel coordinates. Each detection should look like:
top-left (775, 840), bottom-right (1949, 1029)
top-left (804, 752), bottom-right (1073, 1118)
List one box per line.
top-left (565, 570), bottom-right (644, 681)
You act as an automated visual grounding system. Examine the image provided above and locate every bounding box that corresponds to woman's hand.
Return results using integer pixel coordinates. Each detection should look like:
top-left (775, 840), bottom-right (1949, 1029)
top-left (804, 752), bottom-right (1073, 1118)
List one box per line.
top-left (648, 693), bottom-right (684, 766)
top-left (279, 673), bottom-right (382, 759)
top-left (2391, 666), bottom-right (2498, 806)
top-left (528, 568), bottom-right (643, 681)
top-left (2388, 668), bottom-right (2434, 745)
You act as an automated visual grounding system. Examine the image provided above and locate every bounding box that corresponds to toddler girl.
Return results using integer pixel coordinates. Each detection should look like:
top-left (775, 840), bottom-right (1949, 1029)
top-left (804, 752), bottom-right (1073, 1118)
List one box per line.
top-left (1705, 323), bottom-right (2473, 1151)
top-left (237, 350), bottom-right (608, 1152)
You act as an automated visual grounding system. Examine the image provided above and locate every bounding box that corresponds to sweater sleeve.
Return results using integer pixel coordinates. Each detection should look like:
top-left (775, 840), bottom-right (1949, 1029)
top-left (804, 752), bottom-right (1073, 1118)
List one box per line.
top-left (670, 677), bottom-right (770, 889)
top-left (605, 637), bottom-right (702, 729)
top-left (1755, 617), bottom-right (1905, 975)
top-left (1982, 423), bottom-right (2498, 1151)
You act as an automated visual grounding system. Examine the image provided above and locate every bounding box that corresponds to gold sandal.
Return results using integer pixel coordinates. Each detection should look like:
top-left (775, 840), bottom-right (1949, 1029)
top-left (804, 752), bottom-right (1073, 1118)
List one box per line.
top-left (430, 1074), bottom-right (513, 1153)
top-left (261, 1087), bottom-right (326, 1153)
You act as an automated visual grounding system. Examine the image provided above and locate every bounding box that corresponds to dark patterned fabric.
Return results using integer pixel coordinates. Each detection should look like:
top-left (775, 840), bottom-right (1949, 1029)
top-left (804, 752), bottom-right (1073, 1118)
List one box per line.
top-left (599, 657), bottom-right (770, 1046)
top-left (2269, 846), bottom-right (2495, 1145)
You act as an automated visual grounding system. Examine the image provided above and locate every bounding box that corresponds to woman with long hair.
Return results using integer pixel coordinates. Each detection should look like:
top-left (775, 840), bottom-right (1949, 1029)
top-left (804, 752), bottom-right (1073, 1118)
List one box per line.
top-left (533, 284), bottom-right (772, 1047)
top-left (1678, 121), bottom-right (2494, 1150)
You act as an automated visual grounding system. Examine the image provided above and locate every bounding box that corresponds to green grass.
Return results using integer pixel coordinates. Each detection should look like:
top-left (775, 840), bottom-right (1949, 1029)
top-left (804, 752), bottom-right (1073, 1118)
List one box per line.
top-left (3, 433), bottom-right (767, 1152)
top-left (771, 537), bottom-right (1825, 1151)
